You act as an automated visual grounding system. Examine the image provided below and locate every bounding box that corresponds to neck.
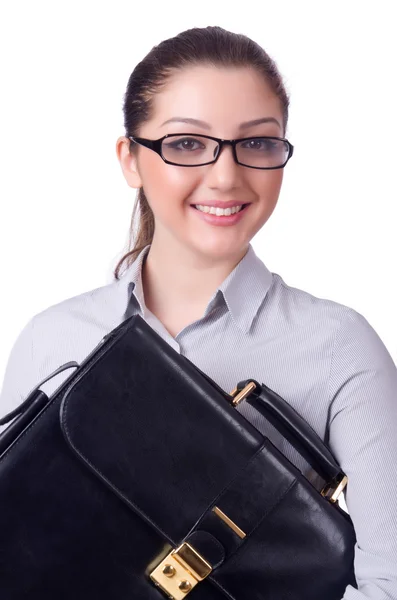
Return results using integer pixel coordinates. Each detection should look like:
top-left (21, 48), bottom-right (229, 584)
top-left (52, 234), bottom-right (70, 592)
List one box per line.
top-left (141, 235), bottom-right (249, 318)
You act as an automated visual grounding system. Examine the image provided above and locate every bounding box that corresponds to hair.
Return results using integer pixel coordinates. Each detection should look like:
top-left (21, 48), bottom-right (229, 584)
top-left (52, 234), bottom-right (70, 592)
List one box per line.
top-left (113, 25), bottom-right (290, 280)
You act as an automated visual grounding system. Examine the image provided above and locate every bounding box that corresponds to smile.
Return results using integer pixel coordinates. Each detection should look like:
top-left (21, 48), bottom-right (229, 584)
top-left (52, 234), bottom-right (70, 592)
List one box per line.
top-left (190, 203), bottom-right (251, 226)
top-left (194, 204), bottom-right (248, 216)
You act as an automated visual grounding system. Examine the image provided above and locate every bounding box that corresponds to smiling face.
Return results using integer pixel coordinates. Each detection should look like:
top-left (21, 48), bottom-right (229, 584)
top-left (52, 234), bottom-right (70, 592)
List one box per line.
top-left (117, 65), bottom-right (286, 262)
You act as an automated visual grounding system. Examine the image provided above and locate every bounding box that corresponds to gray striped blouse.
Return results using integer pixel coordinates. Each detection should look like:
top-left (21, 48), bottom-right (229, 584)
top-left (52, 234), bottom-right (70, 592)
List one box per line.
top-left (1, 243), bottom-right (396, 599)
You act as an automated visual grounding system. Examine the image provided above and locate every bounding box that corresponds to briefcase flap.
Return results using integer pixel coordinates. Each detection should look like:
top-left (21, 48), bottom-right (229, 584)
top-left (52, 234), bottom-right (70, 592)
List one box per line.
top-left (60, 319), bottom-right (264, 544)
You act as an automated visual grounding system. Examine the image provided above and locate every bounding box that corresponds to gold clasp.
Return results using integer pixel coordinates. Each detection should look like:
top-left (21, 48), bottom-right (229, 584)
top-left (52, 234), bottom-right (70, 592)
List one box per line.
top-left (150, 542), bottom-right (212, 599)
top-left (229, 381), bottom-right (257, 407)
top-left (321, 474), bottom-right (348, 503)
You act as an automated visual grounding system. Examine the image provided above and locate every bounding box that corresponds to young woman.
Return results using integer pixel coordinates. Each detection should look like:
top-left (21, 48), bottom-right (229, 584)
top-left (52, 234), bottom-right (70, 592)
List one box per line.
top-left (1, 26), bottom-right (396, 599)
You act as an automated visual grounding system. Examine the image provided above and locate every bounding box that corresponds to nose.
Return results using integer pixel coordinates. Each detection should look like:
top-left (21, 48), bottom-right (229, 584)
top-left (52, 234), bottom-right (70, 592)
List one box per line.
top-left (204, 141), bottom-right (242, 190)
top-left (213, 141), bottom-right (235, 163)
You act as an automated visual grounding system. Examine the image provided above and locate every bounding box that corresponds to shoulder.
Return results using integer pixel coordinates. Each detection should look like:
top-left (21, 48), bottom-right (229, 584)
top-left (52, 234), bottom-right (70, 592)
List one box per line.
top-left (33, 276), bottom-right (128, 376)
top-left (267, 272), bottom-right (395, 371)
top-left (32, 276), bottom-right (125, 340)
top-left (0, 276), bottom-right (128, 411)
top-left (270, 273), bottom-right (396, 396)
top-left (268, 273), bottom-right (396, 418)
top-left (267, 272), bottom-right (354, 334)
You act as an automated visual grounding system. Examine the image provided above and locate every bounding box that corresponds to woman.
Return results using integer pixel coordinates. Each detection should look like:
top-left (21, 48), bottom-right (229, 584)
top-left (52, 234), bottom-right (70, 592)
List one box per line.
top-left (1, 26), bottom-right (396, 599)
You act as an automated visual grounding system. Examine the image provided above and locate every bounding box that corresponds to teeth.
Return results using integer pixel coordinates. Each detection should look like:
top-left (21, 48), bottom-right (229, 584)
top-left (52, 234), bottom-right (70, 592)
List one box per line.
top-left (195, 204), bottom-right (243, 216)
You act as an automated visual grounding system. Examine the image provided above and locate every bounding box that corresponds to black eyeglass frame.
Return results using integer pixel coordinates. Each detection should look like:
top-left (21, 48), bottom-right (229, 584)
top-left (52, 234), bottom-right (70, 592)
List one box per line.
top-left (128, 133), bottom-right (294, 170)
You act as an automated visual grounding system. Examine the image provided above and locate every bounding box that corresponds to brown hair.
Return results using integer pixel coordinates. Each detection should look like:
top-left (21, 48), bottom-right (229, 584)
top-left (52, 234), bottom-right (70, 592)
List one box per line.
top-left (113, 25), bottom-right (290, 280)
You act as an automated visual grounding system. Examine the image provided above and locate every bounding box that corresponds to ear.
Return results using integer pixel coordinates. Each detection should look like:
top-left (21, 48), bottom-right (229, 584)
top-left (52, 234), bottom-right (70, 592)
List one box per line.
top-left (116, 136), bottom-right (143, 189)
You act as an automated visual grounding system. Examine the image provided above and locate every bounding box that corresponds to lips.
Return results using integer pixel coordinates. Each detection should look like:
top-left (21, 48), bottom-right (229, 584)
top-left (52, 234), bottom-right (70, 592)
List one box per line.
top-left (191, 202), bottom-right (251, 226)
top-left (192, 204), bottom-right (248, 213)
top-left (190, 200), bottom-right (251, 209)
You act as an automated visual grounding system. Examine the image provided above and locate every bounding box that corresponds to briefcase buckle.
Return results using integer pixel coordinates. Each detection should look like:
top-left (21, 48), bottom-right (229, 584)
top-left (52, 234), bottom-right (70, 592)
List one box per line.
top-left (150, 542), bottom-right (212, 599)
top-left (230, 381), bottom-right (257, 406)
top-left (321, 474), bottom-right (348, 503)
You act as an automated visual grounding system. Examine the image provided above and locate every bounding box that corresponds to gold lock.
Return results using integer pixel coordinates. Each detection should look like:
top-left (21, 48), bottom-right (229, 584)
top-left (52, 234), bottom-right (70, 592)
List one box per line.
top-left (150, 542), bottom-right (212, 599)
top-left (229, 381), bottom-right (257, 406)
top-left (320, 474), bottom-right (348, 503)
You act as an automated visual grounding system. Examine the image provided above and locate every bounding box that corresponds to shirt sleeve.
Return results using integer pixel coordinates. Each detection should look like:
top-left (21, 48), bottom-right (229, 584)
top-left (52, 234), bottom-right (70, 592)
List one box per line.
top-left (0, 317), bottom-right (37, 430)
top-left (326, 309), bottom-right (397, 600)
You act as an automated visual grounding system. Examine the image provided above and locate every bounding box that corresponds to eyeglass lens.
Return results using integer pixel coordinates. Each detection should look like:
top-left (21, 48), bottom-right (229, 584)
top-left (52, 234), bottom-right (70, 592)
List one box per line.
top-left (161, 135), bottom-right (289, 168)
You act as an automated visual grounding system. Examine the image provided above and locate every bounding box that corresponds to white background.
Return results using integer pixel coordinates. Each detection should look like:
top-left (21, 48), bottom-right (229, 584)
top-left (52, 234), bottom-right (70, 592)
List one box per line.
top-left (1, 0), bottom-right (396, 387)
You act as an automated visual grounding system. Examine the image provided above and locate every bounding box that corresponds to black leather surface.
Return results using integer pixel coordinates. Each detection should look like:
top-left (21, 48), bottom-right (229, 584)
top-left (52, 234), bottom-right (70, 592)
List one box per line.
top-left (60, 320), bottom-right (264, 544)
top-left (0, 390), bottom-right (49, 455)
top-left (0, 314), bottom-right (357, 599)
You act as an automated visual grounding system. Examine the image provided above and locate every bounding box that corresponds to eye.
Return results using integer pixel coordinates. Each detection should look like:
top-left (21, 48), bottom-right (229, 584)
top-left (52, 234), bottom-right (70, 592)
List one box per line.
top-left (240, 138), bottom-right (278, 151)
top-left (164, 137), bottom-right (206, 151)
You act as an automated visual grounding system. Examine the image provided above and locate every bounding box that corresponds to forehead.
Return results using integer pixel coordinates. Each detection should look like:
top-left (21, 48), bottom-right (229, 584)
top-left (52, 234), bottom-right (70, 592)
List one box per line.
top-left (151, 65), bottom-right (283, 132)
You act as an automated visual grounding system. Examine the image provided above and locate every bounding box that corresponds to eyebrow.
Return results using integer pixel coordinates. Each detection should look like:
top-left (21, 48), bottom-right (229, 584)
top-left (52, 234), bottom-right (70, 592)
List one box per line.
top-left (160, 116), bottom-right (282, 130)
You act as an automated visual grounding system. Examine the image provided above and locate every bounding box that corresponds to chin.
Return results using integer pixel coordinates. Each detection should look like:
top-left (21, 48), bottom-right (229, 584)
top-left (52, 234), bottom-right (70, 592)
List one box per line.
top-left (188, 238), bottom-right (249, 261)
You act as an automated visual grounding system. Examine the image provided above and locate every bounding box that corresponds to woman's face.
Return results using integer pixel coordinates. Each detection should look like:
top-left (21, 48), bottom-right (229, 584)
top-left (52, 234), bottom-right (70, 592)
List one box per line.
top-left (117, 65), bottom-right (286, 262)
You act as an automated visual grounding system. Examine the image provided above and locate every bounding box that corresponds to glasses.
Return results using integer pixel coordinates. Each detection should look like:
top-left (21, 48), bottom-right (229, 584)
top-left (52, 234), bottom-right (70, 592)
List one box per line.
top-left (128, 133), bottom-right (294, 170)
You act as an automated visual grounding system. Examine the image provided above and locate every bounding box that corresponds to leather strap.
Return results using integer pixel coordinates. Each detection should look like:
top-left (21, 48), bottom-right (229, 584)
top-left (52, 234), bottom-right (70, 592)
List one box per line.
top-left (237, 379), bottom-right (343, 481)
top-left (0, 361), bottom-right (79, 426)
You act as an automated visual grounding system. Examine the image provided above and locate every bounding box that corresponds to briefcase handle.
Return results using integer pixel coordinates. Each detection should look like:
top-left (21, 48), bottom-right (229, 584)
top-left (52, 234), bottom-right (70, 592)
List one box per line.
top-left (231, 379), bottom-right (348, 503)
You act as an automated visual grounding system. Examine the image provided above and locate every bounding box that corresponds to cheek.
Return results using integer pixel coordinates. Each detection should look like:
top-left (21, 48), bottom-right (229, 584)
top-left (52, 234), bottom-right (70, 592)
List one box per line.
top-left (251, 171), bottom-right (283, 225)
top-left (252, 170), bottom-right (283, 208)
top-left (262, 170), bottom-right (283, 195)
top-left (141, 157), bottom-right (201, 209)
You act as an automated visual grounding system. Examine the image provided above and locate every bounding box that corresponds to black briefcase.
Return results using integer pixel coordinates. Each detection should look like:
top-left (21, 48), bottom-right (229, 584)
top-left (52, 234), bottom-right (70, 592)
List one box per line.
top-left (0, 314), bottom-right (357, 599)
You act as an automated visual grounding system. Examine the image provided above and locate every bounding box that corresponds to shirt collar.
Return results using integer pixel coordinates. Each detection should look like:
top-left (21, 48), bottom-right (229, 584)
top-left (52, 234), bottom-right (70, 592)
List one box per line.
top-left (116, 243), bottom-right (273, 334)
